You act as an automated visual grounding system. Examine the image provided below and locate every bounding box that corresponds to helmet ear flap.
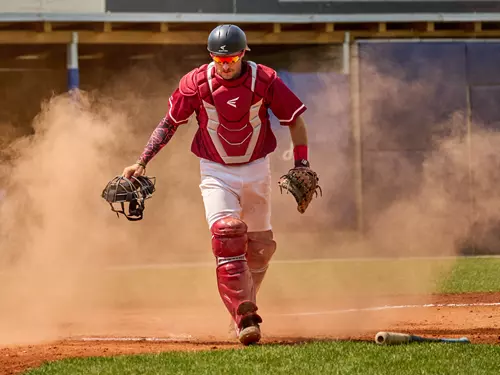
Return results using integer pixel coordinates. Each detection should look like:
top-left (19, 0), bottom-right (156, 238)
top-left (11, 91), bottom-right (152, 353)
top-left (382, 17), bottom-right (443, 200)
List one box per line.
top-left (128, 199), bottom-right (144, 221)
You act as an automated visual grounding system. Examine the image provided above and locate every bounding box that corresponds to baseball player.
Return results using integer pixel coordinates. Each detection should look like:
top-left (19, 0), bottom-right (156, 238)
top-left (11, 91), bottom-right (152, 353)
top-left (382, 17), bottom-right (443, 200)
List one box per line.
top-left (122, 24), bottom-right (315, 345)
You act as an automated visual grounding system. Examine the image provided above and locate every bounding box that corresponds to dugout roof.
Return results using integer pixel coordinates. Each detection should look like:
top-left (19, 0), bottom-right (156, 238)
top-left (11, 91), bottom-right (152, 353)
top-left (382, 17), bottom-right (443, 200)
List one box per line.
top-left (2, 12), bottom-right (500, 45)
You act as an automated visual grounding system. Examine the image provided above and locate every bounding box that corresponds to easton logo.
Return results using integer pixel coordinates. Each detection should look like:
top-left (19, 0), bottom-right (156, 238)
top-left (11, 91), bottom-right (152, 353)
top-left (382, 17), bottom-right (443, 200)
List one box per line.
top-left (227, 97), bottom-right (239, 108)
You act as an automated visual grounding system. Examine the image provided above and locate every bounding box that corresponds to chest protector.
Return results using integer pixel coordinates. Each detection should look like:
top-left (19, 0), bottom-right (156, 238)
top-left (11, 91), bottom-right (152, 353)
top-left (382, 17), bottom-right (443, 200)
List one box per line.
top-left (196, 61), bottom-right (271, 164)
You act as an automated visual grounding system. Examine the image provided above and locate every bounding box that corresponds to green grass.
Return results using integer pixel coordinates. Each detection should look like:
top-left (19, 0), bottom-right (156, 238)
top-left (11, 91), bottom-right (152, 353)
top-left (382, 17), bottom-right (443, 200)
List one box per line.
top-left (24, 341), bottom-right (500, 375)
top-left (438, 257), bottom-right (500, 293)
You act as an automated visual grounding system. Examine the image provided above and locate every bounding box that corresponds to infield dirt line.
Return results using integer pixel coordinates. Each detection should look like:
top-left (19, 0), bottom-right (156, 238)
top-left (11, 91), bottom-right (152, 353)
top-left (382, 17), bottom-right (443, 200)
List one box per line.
top-left (271, 301), bottom-right (500, 317)
top-left (72, 301), bottom-right (500, 343)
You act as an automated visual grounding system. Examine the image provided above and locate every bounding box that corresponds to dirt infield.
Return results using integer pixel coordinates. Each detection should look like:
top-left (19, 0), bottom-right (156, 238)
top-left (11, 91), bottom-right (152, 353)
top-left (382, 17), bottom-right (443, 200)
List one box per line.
top-left (1, 292), bottom-right (499, 375)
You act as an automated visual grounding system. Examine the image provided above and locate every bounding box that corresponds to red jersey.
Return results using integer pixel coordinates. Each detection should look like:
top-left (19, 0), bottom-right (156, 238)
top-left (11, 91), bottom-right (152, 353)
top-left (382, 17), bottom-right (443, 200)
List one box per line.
top-left (167, 61), bottom-right (307, 165)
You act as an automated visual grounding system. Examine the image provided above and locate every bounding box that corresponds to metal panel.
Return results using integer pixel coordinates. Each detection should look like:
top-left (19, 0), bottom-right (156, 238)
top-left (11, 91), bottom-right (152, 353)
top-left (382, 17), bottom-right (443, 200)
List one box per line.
top-left (0, 0), bottom-right (104, 13)
top-left (359, 42), bottom-right (467, 151)
top-left (106, 0), bottom-right (233, 14)
top-left (467, 43), bottom-right (500, 86)
top-left (273, 1), bottom-right (500, 14)
top-left (106, 0), bottom-right (500, 14)
top-left (470, 85), bottom-right (500, 130)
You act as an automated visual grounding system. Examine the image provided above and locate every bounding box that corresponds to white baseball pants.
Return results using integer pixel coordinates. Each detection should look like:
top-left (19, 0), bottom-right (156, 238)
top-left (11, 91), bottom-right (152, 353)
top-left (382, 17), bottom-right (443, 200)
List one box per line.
top-left (199, 156), bottom-right (272, 232)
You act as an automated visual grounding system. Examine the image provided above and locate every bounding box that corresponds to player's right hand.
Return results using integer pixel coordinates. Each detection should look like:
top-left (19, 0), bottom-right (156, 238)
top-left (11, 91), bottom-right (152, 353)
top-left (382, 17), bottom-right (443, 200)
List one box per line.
top-left (122, 163), bottom-right (145, 179)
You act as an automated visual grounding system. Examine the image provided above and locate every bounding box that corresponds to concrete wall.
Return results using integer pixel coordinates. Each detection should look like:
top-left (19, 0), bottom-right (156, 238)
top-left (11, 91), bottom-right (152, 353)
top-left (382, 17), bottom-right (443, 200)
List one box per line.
top-left (0, 0), bottom-right (105, 13)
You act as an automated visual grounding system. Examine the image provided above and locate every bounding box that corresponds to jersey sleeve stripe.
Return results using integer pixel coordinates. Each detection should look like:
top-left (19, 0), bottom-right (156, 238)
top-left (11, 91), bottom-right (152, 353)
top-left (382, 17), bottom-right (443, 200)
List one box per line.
top-left (278, 104), bottom-right (306, 124)
top-left (168, 96), bottom-right (191, 125)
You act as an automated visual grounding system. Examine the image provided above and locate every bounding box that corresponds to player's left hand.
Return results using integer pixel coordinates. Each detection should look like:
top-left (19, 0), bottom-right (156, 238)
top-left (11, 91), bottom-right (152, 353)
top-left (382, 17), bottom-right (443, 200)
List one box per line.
top-left (278, 165), bottom-right (322, 214)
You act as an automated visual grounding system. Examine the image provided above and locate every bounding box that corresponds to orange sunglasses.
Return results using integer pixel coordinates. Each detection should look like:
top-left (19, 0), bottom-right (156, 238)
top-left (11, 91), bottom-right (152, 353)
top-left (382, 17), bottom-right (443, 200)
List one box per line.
top-left (211, 54), bottom-right (242, 64)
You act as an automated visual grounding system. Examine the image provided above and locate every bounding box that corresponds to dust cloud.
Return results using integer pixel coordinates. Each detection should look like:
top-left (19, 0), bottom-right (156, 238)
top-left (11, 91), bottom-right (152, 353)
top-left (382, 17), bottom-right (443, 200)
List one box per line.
top-left (0, 46), bottom-right (498, 347)
top-left (0, 64), bottom-right (216, 345)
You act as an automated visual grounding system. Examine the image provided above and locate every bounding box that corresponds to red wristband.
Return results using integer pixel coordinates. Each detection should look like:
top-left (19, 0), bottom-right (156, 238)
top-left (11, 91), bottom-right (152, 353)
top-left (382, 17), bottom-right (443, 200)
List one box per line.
top-left (293, 145), bottom-right (308, 162)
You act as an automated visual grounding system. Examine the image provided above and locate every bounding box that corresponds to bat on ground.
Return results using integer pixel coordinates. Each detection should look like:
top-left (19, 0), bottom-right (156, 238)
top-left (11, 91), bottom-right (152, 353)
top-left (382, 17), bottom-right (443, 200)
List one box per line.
top-left (375, 331), bottom-right (470, 345)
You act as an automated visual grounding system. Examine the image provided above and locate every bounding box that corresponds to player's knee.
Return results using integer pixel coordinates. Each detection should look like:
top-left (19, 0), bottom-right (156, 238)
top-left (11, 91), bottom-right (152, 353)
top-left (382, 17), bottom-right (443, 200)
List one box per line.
top-left (247, 230), bottom-right (277, 272)
top-left (211, 217), bottom-right (248, 261)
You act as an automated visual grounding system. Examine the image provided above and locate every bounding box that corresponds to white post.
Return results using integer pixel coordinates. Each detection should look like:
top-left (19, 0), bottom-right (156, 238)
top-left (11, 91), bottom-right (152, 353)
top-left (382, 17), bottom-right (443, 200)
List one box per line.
top-left (343, 31), bottom-right (351, 75)
top-left (67, 32), bottom-right (80, 92)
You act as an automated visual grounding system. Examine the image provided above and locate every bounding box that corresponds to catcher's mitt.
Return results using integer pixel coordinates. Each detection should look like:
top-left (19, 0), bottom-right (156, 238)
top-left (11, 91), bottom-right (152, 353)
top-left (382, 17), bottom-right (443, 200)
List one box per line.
top-left (278, 167), bottom-right (322, 214)
top-left (101, 175), bottom-right (156, 221)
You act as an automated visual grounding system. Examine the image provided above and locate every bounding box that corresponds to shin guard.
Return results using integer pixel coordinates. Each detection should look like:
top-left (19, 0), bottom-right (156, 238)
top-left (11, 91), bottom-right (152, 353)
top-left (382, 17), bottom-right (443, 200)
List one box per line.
top-left (212, 217), bottom-right (257, 327)
top-left (247, 230), bottom-right (277, 294)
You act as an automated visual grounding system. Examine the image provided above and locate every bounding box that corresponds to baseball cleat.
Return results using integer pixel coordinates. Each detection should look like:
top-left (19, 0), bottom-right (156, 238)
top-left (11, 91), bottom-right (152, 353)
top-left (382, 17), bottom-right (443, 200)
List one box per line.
top-left (230, 318), bottom-right (261, 345)
top-left (238, 324), bottom-right (261, 345)
top-left (236, 301), bottom-right (262, 345)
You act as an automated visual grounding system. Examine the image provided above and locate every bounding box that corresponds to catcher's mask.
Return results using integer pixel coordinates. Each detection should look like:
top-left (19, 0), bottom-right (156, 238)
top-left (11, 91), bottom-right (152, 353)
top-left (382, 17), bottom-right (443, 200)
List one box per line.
top-left (101, 175), bottom-right (156, 221)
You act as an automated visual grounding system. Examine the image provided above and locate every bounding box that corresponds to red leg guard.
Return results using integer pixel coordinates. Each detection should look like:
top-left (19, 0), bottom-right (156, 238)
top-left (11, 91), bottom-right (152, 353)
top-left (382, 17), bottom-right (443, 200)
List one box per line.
top-left (247, 231), bottom-right (277, 294)
top-left (212, 217), bottom-right (258, 328)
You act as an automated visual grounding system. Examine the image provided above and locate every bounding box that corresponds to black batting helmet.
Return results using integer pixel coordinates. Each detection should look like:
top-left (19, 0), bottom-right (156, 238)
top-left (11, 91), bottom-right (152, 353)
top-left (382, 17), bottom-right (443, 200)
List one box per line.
top-left (207, 24), bottom-right (250, 55)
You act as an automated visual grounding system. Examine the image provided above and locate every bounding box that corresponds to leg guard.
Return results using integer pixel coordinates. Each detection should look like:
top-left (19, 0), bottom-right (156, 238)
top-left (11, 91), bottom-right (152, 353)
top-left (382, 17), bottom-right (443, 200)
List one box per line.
top-left (212, 217), bottom-right (259, 328)
top-left (247, 230), bottom-right (277, 294)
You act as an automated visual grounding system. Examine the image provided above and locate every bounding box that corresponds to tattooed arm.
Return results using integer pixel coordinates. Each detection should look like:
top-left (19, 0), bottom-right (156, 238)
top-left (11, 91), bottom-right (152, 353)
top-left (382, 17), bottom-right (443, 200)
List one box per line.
top-left (122, 117), bottom-right (177, 179)
top-left (122, 85), bottom-right (197, 179)
top-left (136, 116), bottom-right (177, 167)
top-left (136, 85), bottom-right (199, 167)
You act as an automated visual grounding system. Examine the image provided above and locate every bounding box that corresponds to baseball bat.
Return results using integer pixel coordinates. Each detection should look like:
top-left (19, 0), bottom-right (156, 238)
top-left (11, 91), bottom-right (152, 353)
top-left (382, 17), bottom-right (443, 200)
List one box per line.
top-left (375, 331), bottom-right (470, 345)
